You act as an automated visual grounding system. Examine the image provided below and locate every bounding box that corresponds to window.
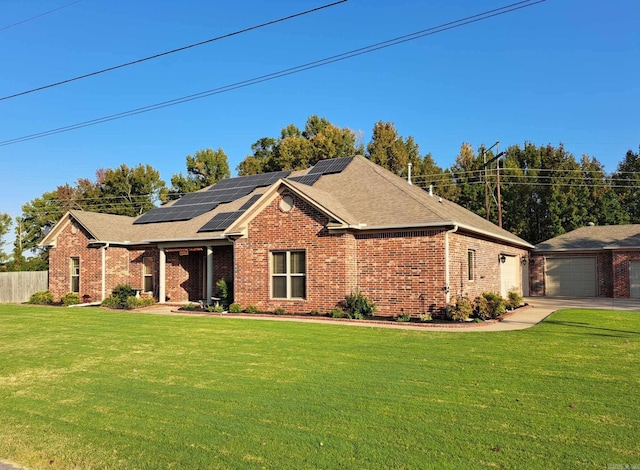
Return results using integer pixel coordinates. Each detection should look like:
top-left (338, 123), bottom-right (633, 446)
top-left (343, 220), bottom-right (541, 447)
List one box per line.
top-left (70, 257), bottom-right (80, 293)
top-left (143, 257), bottom-right (153, 293)
top-left (272, 251), bottom-right (306, 299)
top-left (467, 250), bottom-right (475, 281)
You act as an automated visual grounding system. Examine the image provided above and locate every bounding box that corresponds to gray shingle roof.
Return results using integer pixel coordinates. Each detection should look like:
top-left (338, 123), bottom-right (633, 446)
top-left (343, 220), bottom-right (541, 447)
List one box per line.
top-left (535, 224), bottom-right (640, 251)
top-left (43, 156), bottom-right (533, 248)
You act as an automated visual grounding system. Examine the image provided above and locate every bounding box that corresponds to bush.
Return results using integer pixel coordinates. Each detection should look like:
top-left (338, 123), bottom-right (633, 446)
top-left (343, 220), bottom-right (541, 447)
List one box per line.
top-left (125, 296), bottom-right (155, 310)
top-left (396, 313), bottom-right (411, 322)
top-left (245, 305), bottom-right (259, 314)
top-left (216, 278), bottom-right (233, 307)
top-left (100, 296), bottom-right (120, 308)
top-left (309, 308), bottom-right (322, 316)
top-left (207, 305), bottom-right (225, 313)
top-left (419, 313), bottom-right (432, 322)
top-left (475, 292), bottom-right (506, 319)
top-left (507, 288), bottom-right (523, 310)
top-left (62, 292), bottom-right (81, 306)
top-left (273, 307), bottom-right (286, 315)
top-left (448, 296), bottom-right (472, 322)
top-left (228, 303), bottom-right (242, 313)
top-left (112, 284), bottom-right (135, 308)
top-left (344, 289), bottom-right (376, 318)
top-left (28, 291), bottom-right (54, 305)
top-left (182, 302), bottom-right (201, 311)
top-left (330, 308), bottom-right (346, 318)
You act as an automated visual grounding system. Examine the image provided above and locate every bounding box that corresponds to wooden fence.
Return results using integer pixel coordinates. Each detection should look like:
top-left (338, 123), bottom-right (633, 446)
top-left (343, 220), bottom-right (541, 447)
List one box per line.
top-left (0, 271), bottom-right (48, 303)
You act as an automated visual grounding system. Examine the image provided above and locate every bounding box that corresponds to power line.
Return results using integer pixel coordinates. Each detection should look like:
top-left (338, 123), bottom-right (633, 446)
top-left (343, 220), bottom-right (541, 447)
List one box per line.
top-left (0, 0), bottom-right (348, 102)
top-left (0, 0), bottom-right (546, 147)
top-left (0, 0), bottom-right (85, 32)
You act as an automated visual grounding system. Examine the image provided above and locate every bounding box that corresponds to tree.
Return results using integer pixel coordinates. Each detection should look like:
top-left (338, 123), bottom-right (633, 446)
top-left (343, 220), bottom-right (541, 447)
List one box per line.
top-left (613, 148), bottom-right (640, 223)
top-left (169, 148), bottom-right (231, 199)
top-left (237, 115), bottom-right (361, 175)
top-left (98, 164), bottom-right (166, 216)
top-left (0, 213), bottom-right (12, 266)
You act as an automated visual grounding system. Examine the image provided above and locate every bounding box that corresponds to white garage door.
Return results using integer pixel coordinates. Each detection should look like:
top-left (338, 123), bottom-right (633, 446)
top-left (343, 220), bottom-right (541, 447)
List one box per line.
top-left (630, 262), bottom-right (640, 298)
top-left (546, 257), bottom-right (597, 297)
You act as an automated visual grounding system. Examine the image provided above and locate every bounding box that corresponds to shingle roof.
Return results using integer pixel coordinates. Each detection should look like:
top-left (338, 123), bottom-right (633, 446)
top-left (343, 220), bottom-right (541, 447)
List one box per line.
top-left (535, 224), bottom-right (640, 251)
top-left (43, 156), bottom-right (533, 248)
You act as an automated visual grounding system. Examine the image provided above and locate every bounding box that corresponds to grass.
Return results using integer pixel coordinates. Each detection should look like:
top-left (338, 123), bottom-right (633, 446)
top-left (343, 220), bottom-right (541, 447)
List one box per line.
top-left (0, 305), bottom-right (638, 469)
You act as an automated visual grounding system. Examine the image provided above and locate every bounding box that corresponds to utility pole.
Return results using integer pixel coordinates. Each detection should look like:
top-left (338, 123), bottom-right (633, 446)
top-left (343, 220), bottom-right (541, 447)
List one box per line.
top-left (482, 141), bottom-right (499, 222)
top-left (481, 141), bottom-right (504, 228)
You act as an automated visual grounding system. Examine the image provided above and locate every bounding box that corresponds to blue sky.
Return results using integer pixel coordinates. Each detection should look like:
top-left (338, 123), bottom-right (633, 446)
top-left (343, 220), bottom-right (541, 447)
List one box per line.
top-left (1, 0), bottom-right (638, 236)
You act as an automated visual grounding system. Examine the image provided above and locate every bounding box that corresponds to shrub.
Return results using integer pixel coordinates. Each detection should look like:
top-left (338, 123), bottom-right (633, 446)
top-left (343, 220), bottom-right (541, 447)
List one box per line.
top-left (448, 296), bottom-right (472, 322)
top-left (100, 296), bottom-right (119, 308)
top-left (507, 288), bottom-right (523, 310)
top-left (245, 305), bottom-right (259, 314)
top-left (309, 308), bottom-right (322, 316)
top-left (419, 313), bottom-right (432, 322)
top-left (210, 305), bottom-right (225, 313)
top-left (396, 313), bottom-right (411, 322)
top-left (125, 296), bottom-right (155, 310)
top-left (28, 291), bottom-right (54, 305)
top-left (112, 284), bottom-right (135, 308)
top-left (344, 289), bottom-right (376, 318)
top-left (216, 278), bottom-right (233, 306)
top-left (62, 292), bottom-right (81, 306)
top-left (330, 308), bottom-right (346, 318)
top-left (182, 303), bottom-right (201, 311)
top-left (273, 307), bottom-right (286, 315)
top-left (475, 292), bottom-right (506, 319)
top-left (228, 303), bottom-right (242, 313)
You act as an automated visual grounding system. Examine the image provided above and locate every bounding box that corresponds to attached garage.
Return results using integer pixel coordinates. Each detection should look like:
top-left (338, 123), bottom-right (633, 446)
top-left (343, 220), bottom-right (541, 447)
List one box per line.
top-left (545, 257), bottom-right (597, 297)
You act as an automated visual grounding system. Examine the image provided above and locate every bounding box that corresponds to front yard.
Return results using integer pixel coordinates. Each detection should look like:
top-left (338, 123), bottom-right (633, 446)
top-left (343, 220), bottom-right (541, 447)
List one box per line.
top-left (0, 305), bottom-right (638, 469)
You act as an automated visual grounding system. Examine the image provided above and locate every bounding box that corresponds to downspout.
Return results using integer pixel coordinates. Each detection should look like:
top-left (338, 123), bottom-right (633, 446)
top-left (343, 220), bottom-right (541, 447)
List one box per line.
top-left (444, 225), bottom-right (459, 308)
top-left (101, 243), bottom-right (110, 301)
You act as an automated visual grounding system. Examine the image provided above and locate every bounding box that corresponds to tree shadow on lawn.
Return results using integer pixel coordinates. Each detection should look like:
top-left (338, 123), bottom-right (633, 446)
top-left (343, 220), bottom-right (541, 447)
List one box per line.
top-left (543, 319), bottom-right (640, 337)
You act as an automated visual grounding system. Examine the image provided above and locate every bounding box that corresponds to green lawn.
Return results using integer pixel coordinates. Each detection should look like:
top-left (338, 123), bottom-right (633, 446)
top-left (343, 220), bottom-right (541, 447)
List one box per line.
top-left (0, 305), bottom-right (638, 469)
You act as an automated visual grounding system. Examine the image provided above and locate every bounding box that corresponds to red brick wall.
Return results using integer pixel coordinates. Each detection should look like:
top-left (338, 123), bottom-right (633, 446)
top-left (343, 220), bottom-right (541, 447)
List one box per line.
top-left (612, 251), bottom-right (640, 298)
top-left (449, 231), bottom-right (528, 300)
top-left (49, 220), bottom-right (99, 302)
top-left (234, 192), bottom-right (356, 314)
top-left (233, 194), bottom-right (529, 316)
top-left (354, 230), bottom-right (446, 316)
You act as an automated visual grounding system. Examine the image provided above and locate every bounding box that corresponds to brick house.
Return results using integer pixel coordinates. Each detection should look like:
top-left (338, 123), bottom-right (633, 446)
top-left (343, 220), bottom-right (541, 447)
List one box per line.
top-left (530, 224), bottom-right (640, 298)
top-left (41, 156), bottom-right (533, 316)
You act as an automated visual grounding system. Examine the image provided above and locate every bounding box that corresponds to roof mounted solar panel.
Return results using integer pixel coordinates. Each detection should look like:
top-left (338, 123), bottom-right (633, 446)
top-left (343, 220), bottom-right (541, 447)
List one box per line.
top-left (288, 173), bottom-right (322, 186)
top-left (135, 202), bottom-right (216, 224)
top-left (309, 157), bottom-right (354, 176)
top-left (198, 211), bottom-right (245, 233)
top-left (238, 194), bottom-right (263, 211)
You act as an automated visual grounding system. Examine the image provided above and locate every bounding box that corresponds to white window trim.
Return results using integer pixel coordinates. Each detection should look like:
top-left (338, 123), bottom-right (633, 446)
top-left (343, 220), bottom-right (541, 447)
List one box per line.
top-left (467, 249), bottom-right (475, 282)
top-left (143, 256), bottom-right (153, 293)
top-left (271, 250), bottom-right (306, 300)
top-left (70, 257), bottom-right (80, 293)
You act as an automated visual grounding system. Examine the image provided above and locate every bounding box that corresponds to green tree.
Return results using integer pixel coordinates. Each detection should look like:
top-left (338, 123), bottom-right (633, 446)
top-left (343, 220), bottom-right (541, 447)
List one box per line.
top-left (237, 115), bottom-right (361, 174)
top-left (99, 164), bottom-right (166, 216)
top-left (450, 143), bottom-right (486, 218)
top-left (0, 213), bottom-right (12, 266)
top-left (613, 148), bottom-right (640, 223)
top-left (169, 148), bottom-right (231, 199)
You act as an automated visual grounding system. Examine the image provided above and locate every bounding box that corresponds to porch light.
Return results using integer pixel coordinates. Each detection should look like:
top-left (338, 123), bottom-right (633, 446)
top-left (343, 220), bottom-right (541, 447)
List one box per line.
top-left (499, 254), bottom-right (506, 264)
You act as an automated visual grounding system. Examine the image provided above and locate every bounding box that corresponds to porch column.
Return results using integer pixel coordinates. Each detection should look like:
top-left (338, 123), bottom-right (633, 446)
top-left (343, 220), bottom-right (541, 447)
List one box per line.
top-left (159, 247), bottom-right (166, 303)
top-left (206, 246), bottom-right (214, 305)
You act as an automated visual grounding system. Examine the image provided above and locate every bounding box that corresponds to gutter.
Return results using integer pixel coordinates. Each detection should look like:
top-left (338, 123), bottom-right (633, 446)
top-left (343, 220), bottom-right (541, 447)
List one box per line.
top-left (444, 225), bottom-right (459, 307)
top-left (329, 221), bottom-right (533, 249)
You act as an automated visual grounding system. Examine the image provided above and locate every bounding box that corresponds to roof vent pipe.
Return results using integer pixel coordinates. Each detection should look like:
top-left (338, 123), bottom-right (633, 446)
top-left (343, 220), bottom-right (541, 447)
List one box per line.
top-left (407, 163), bottom-right (412, 185)
top-left (429, 185), bottom-right (433, 196)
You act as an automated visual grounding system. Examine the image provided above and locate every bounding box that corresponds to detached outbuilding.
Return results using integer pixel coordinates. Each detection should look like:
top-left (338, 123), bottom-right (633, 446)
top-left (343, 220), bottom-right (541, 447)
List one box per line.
top-left (530, 224), bottom-right (640, 298)
top-left (41, 156), bottom-right (532, 316)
